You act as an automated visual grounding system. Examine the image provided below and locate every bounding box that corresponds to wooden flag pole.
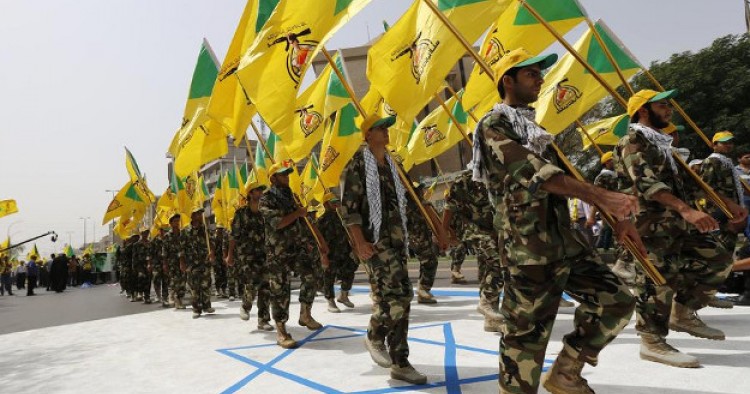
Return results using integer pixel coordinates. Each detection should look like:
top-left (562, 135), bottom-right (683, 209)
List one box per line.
top-left (584, 17), bottom-right (635, 96)
top-left (433, 92), bottom-right (473, 146)
top-left (576, 120), bottom-right (605, 157)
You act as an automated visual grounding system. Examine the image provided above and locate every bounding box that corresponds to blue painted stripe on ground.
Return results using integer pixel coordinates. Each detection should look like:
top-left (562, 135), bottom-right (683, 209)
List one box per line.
top-left (443, 323), bottom-right (462, 394)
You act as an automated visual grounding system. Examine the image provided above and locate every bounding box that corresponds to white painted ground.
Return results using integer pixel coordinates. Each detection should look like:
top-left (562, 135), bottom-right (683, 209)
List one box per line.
top-left (1, 287), bottom-right (748, 393)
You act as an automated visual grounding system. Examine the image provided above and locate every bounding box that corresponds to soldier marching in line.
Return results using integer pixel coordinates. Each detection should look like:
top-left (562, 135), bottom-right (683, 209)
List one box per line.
top-left (316, 193), bottom-right (358, 313)
top-left (120, 233), bottom-right (138, 300)
top-left (132, 229), bottom-right (153, 304)
top-left (227, 180), bottom-right (273, 332)
top-left (259, 163), bottom-right (329, 349)
top-left (164, 213), bottom-right (186, 309)
top-left (406, 183), bottom-right (441, 305)
top-left (473, 49), bottom-right (641, 394)
top-left (151, 224), bottom-right (170, 307)
top-left (180, 207), bottom-right (216, 319)
top-left (211, 225), bottom-right (229, 299)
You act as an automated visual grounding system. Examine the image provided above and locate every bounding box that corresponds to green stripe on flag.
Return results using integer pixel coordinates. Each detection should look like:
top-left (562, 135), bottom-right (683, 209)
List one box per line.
top-left (256, 0), bottom-right (280, 33)
top-left (188, 43), bottom-right (219, 99)
top-left (125, 184), bottom-right (144, 202)
top-left (335, 0), bottom-right (354, 15)
top-left (338, 104), bottom-right (360, 137)
top-left (613, 115), bottom-right (630, 137)
top-left (585, 24), bottom-right (639, 74)
top-left (327, 55), bottom-right (349, 98)
top-left (438, 0), bottom-right (486, 11)
top-left (514, 0), bottom-right (584, 25)
top-left (450, 93), bottom-right (468, 125)
top-left (228, 168), bottom-right (240, 189)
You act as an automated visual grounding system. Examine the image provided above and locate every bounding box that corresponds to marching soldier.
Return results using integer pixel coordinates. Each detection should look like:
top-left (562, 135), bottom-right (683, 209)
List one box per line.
top-left (316, 193), bottom-right (358, 312)
top-left (180, 208), bottom-right (215, 319)
top-left (120, 233), bottom-right (138, 300)
top-left (259, 163), bottom-right (329, 348)
top-left (151, 225), bottom-right (170, 307)
top-left (473, 49), bottom-right (639, 393)
top-left (406, 183), bottom-right (441, 304)
top-left (164, 213), bottom-right (186, 309)
top-left (132, 229), bottom-right (152, 304)
top-left (227, 180), bottom-right (273, 331)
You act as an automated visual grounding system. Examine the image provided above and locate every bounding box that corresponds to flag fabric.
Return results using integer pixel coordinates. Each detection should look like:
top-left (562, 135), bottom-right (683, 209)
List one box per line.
top-left (296, 154), bottom-right (325, 206)
top-left (63, 244), bottom-right (74, 258)
top-left (224, 164), bottom-right (241, 222)
top-left (282, 51), bottom-right (351, 161)
top-left (113, 208), bottom-right (145, 240)
top-left (212, 172), bottom-right (228, 228)
top-left (236, 0), bottom-right (371, 132)
top-left (253, 141), bottom-right (272, 188)
top-left (170, 170), bottom-right (200, 228)
top-left (123, 147), bottom-right (156, 203)
top-left (359, 89), bottom-right (416, 170)
top-left (462, 0), bottom-right (586, 113)
top-left (0, 199), bottom-right (18, 219)
top-left (168, 40), bottom-right (229, 178)
top-left (578, 114), bottom-right (629, 150)
top-left (0, 237), bottom-right (9, 256)
top-left (366, 0), bottom-right (510, 122)
top-left (207, 0), bottom-right (281, 145)
top-left (319, 103), bottom-right (363, 187)
top-left (534, 20), bottom-right (640, 134)
top-left (406, 92), bottom-right (469, 167)
top-left (27, 244), bottom-right (40, 260)
top-left (83, 244), bottom-right (94, 256)
top-left (102, 181), bottom-right (148, 225)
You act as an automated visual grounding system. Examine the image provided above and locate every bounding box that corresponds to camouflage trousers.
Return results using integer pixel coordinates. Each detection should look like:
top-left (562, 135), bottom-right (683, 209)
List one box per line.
top-left (134, 263), bottom-right (151, 298)
top-left (500, 253), bottom-right (635, 394)
top-left (323, 252), bottom-right (358, 300)
top-left (241, 256), bottom-right (270, 322)
top-left (449, 243), bottom-right (466, 272)
top-left (169, 264), bottom-right (186, 299)
top-left (364, 238), bottom-right (413, 367)
top-left (295, 252), bottom-right (319, 305)
top-left (188, 266), bottom-right (212, 312)
top-left (412, 240), bottom-right (439, 292)
top-left (468, 233), bottom-right (504, 305)
top-left (226, 263), bottom-right (243, 298)
top-left (120, 265), bottom-right (134, 295)
top-left (152, 266), bottom-right (169, 301)
top-left (266, 256), bottom-right (293, 324)
top-left (213, 262), bottom-right (227, 293)
top-left (635, 232), bottom-right (732, 337)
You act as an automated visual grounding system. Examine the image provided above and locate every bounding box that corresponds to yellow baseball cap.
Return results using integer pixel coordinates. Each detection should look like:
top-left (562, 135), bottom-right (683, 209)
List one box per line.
top-left (322, 192), bottom-right (339, 203)
top-left (600, 151), bottom-right (613, 164)
top-left (627, 89), bottom-right (678, 117)
top-left (360, 114), bottom-right (396, 134)
top-left (661, 123), bottom-right (685, 134)
top-left (268, 163), bottom-right (293, 180)
top-left (493, 48), bottom-right (558, 97)
top-left (712, 131), bottom-right (734, 143)
top-left (244, 179), bottom-right (266, 194)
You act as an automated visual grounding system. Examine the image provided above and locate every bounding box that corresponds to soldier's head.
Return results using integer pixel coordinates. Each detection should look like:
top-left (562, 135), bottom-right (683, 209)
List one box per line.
top-left (739, 151), bottom-right (750, 167)
top-left (494, 48), bottom-right (557, 106)
top-left (628, 89), bottom-right (677, 130)
top-left (244, 181), bottom-right (266, 202)
top-left (191, 207), bottom-right (204, 227)
top-left (215, 224), bottom-right (225, 234)
top-left (361, 115), bottom-right (396, 149)
top-left (140, 229), bottom-right (150, 241)
top-left (269, 163), bottom-right (294, 187)
top-left (600, 151), bottom-right (614, 170)
top-left (712, 131), bottom-right (735, 154)
top-left (169, 213), bottom-right (181, 231)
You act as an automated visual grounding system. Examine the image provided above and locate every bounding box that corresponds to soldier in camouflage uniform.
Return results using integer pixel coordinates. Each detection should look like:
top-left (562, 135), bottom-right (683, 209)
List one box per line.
top-left (404, 183), bottom-right (441, 305)
top-left (227, 181), bottom-right (272, 331)
top-left (120, 234), bottom-right (138, 300)
top-left (165, 213), bottom-right (186, 309)
top-left (151, 226), bottom-right (170, 307)
top-left (260, 163), bottom-right (329, 348)
top-left (211, 226), bottom-right (229, 298)
top-left (444, 188), bottom-right (468, 283)
top-left (474, 49), bottom-right (639, 394)
top-left (131, 230), bottom-right (152, 304)
top-left (614, 89), bottom-right (746, 368)
top-left (316, 193), bottom-right (358, 313)
top-left (341, 115), bottom-right (441, 385)
top-left (180, 208), bottom-right (216, 318)
top-left (443, 169), bottom-right (506, 332)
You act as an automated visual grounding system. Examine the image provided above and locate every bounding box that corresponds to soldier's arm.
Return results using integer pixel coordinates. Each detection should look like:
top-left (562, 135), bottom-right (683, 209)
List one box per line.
top-left (339, 154), bottom-right (375, 260)
top-left (701, 159), bottom-right (747, 227)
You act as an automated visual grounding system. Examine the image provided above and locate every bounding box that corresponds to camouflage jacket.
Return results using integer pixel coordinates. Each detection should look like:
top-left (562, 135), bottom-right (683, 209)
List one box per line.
top-left (131, 239), bottom-right (150, 269)
top-left (230, 204), bottom-right (266, 259)
top-left (613, 124), bottom-right (692, 243)
top-left (120, 242), bottom-right (133, 270)
top-left (473, 106), bottom-right (587, 265)
top-left (162, 230), bottom-right (182, 268)
top-left (180, 225), bottom-right (211, 270)
top-left (339, 148), bottom-right (407, 250)
top-left (149, 236), bottom-right (163, 266)
top-left (699, 153), bottom-right (742, 224)
top-left (445, 170), bottom-right (495, 238)
top-left (316, 208), bottom-right (353, 260)
top-left (211, 230), bottom-right (228, 262)
top-left (259, 185), bottom-right (306, 262)
top-left (593, 169), bottom-right (618, 192)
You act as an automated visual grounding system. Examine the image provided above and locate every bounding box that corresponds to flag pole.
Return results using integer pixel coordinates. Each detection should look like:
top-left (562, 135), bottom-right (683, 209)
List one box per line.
top-left (432, 0), bottom-right (665, 285)
top-left (320, 47), bottom-right (444, 241)
top-left (520, 0), bottom-right (734, 220)
top-left (433, 93), bottom-right (472, 146)
top-left (583, 18), bottom-right (635, 96)
top-left (575, 120), bottom-right (605, 156)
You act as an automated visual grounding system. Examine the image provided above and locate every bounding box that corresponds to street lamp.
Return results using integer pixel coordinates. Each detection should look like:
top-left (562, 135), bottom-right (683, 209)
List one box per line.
top-left (105, 190), bottom-right (117, 246)
top-left (79, 217), bottom-right (90, 249)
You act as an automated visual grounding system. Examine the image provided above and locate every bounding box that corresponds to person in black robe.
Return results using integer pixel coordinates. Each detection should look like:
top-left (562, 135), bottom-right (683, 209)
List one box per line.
top-left (49, 254), bottom-right (69, 293)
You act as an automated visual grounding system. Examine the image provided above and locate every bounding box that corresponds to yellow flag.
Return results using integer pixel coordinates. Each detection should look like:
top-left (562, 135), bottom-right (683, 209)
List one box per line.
top-left (0, 199), bottom-right (19, 219)
top-left (462, 0), bottom-right (586, 111)
top-left (319, 103), bottom-right (363, 188)
top-left (281, 51), bottom-right (351, 161)
top-left (359, 89), bottom-right (415, 170)
top-left (579, 114), bottom-right (629, 150)
top-left (366, 0), bottom-right (509, 121)
top-left (236, 0), bottom-right (371, 137)
top-left (102, 182), bottom-right (148, 225)
top-left (297, 155), bottom-right (325, 206)
top-left (407, 92), bottom-right (469, 167)
top-left (206, 0), bottom-right (278, 145)
top-left (534, 21), bottom-right (640, 134)
top-left (212, 172), bottom-right (228, 228)
top-left (26, 244), bottom-right (40, 260)
top-left (169, 40), bottom-right (229, 178)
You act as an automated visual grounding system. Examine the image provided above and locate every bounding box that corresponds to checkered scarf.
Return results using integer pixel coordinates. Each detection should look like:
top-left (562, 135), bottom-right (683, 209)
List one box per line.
top-left (630, 123), bottom-right (678, 175)
top-left (362, 147), bottom-right (408, 247)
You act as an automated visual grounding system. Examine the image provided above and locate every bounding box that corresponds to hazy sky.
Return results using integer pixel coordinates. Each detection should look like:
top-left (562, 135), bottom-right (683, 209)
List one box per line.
top-left (1, 0), bottom-right (746, 257)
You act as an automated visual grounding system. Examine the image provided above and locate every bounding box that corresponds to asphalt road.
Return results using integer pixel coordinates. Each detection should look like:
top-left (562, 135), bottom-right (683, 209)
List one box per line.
top-left (0, 256), bottom-right (480, 335)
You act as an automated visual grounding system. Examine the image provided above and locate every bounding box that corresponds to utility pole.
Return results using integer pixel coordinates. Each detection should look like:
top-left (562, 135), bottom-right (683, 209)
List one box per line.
top-left (79, 217), bottom-right (90, 249)
top-left (105, 190), bottom-right (117, 246)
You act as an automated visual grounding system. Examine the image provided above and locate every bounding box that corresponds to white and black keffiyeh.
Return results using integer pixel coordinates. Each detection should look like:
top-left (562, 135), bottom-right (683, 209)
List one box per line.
top-left (362, 147), bottom-right (408, 248)
top-left (630, 123), bottom-right (678, 175)
top-left (709, 152), bottom-right (745, 205)
top-left (472, 103), bottom-right (553, 183)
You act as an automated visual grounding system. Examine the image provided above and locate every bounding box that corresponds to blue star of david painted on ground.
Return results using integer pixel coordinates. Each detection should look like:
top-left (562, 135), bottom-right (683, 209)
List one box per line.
top-left (216, 321), bottom-right (554, 394)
